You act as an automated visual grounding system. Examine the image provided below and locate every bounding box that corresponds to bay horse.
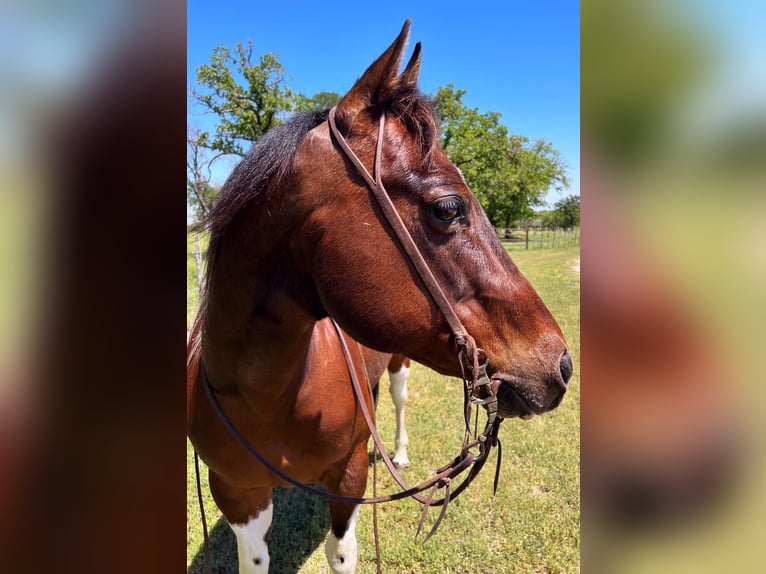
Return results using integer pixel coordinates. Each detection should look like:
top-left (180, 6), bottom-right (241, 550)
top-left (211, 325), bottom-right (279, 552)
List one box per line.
top-left (187, 20), bottom-right (572, 574)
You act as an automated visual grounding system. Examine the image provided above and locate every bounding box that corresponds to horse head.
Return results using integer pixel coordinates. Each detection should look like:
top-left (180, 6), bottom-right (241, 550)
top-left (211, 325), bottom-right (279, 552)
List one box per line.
top-left (283, 21), bottom-right (572, 419)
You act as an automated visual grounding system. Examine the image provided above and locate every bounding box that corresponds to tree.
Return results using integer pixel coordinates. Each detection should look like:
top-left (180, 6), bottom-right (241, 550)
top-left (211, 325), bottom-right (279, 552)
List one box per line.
top-left (547, 195), bottom-right (580, 229)
top-left (435, 85), bottom-right (510, 212)
top-left (434, 85), bottom-right (570, 227)
top-left (500, 135), bottom-right (570, 227)
top-left (295, 91), bottom-right (340, 112)
top-left (187, 126), bottom-right (223, 221)
top-left (188, 45), bottom-right (340, 221)
top-left (191, 40), bottom-right (300, 156)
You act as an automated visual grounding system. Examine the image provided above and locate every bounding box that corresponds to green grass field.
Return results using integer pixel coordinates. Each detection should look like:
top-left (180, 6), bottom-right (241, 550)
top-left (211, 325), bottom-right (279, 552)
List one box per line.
top-left (187, 242), bottom-right (580, 573)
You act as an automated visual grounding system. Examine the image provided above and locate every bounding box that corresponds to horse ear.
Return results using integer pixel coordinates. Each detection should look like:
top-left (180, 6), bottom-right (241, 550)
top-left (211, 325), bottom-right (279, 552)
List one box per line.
top-left (334, 19), bottom-right (411, 132)
top-left (400, 41), bottom-right (421, 89)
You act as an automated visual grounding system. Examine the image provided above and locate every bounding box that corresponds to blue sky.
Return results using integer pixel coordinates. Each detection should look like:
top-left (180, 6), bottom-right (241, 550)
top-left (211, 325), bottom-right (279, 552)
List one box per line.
top-left (187, 0), bottom-right (580, 208)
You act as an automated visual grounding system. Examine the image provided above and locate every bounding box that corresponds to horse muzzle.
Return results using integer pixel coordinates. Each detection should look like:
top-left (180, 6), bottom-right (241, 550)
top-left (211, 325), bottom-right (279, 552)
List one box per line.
top-left (491, 349), bottom-right (572, 419)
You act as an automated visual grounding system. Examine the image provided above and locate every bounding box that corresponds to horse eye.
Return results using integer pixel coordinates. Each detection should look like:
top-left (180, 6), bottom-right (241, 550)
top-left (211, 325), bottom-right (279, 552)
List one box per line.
top-left (430, 198), bottom-right (462, 223)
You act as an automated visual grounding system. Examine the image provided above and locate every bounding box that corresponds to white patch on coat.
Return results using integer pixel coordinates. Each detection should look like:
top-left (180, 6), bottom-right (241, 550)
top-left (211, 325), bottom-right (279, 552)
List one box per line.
top-left (389, 364), bottom-right (410, 468)
top-left (325, 505), bottom-right (360, 573)
top-left (229, 501), bottom-right (273, 574)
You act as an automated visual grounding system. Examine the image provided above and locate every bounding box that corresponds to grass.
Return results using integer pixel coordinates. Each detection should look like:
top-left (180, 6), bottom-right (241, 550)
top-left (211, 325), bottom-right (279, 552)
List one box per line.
top-left (187, 243), bottom-right (580, 573)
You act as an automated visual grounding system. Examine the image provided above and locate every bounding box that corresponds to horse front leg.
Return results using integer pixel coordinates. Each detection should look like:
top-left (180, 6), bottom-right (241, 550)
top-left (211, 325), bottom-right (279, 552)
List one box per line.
top-left (388, 357), bottom-right (411, 468)
top-left (323, 442), bottom-right (369, 574)
top-left (209, 471), bottom-right (273, 574)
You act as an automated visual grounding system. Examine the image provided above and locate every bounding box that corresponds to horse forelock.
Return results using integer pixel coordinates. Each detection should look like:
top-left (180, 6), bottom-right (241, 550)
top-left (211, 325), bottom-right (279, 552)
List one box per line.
top-left (387, 87), bottom-right (439, 164)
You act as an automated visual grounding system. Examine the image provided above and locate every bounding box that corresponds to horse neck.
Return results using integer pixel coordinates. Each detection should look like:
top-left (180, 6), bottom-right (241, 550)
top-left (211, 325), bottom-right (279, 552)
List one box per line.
top-left (200, 204), bottom-right (321, 396)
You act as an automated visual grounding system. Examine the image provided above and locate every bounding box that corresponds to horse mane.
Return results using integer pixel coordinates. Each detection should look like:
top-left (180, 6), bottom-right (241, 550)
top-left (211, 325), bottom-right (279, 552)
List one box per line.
top-left (199, 90), bottom-right (439, 303)
top-left (199, 109), bottom-right (328, 303)
top-left (203, 109), bottom-right (329, 238)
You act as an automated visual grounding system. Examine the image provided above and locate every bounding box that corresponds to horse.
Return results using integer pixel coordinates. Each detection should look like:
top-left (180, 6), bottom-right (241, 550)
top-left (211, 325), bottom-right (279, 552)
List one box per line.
top-left (187, 20), bottom-right (572, 574)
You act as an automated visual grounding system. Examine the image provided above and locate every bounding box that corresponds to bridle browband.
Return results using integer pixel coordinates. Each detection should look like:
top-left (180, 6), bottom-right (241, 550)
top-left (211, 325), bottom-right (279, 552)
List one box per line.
top-left (198, 107), bottom-right (504, 546)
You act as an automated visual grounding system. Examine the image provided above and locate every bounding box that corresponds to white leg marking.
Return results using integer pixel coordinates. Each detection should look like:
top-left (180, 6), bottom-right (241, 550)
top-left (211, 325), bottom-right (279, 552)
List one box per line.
top-left (229, 501), bottom-right (273, 574)
top-left (325, 505), bottom-right (360, 574)
top-left (389, 365), bottom-right (410, 468)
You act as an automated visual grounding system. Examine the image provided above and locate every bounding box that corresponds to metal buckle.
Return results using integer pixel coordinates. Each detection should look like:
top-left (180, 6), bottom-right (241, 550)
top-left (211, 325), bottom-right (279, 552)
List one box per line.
top-left (465, 355), bottom-right (493, 405)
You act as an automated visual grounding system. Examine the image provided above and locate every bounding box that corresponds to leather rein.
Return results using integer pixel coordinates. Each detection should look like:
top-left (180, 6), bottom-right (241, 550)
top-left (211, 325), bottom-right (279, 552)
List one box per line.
top-left (199, 107), bottom-right (504, 542)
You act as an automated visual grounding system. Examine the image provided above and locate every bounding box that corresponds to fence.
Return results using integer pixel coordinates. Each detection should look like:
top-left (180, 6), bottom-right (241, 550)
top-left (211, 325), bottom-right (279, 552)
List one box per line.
top-left (497, 227), bottom-right (580, 251)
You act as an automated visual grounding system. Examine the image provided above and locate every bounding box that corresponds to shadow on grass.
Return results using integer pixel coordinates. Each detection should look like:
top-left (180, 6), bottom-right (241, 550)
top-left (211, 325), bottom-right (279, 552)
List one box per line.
top-left (188, 486), bottom-right (331, 573)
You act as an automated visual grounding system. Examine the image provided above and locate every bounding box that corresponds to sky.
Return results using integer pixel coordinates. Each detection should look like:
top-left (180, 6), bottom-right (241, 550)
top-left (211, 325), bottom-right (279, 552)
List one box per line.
top-left (187, 0), bottom-right (580, 209)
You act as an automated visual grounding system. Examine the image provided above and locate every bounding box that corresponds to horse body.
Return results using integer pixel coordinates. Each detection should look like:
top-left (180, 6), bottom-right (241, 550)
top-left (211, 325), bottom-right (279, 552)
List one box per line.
top-left (189, 318), bottom-right (387, 572)
top-left (188, 21), bottom-right (571, 573)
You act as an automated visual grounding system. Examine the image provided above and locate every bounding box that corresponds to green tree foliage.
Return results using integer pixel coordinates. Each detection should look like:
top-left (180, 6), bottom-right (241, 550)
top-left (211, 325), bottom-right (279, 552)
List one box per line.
top-left (435, 85), bottom-right (511, 211)
top-left (434, 85), bottom-right (569, 227)
top-left (544, 195), bottom-right (580, 229)
top-left (503, 135), bottom-right (570, 226)
top-left (188, 44), bottom-right (338, 218)
top-left (192, 40), bottom-right (300, 156)
top-left (295, 91), bottom-right (340, 112)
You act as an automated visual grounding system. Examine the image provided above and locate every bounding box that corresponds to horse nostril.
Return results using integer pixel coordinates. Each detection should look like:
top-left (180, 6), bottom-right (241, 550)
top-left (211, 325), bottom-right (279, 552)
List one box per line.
top-left (559, 349), bottom-right (573, 386)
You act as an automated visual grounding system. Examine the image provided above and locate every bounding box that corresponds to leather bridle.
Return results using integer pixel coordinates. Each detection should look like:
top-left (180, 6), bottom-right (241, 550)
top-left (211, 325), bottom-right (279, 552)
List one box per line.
top-left (326, 106), bottom-right (502, 454)
top-left (197, 107), bottom-right (505, 554)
